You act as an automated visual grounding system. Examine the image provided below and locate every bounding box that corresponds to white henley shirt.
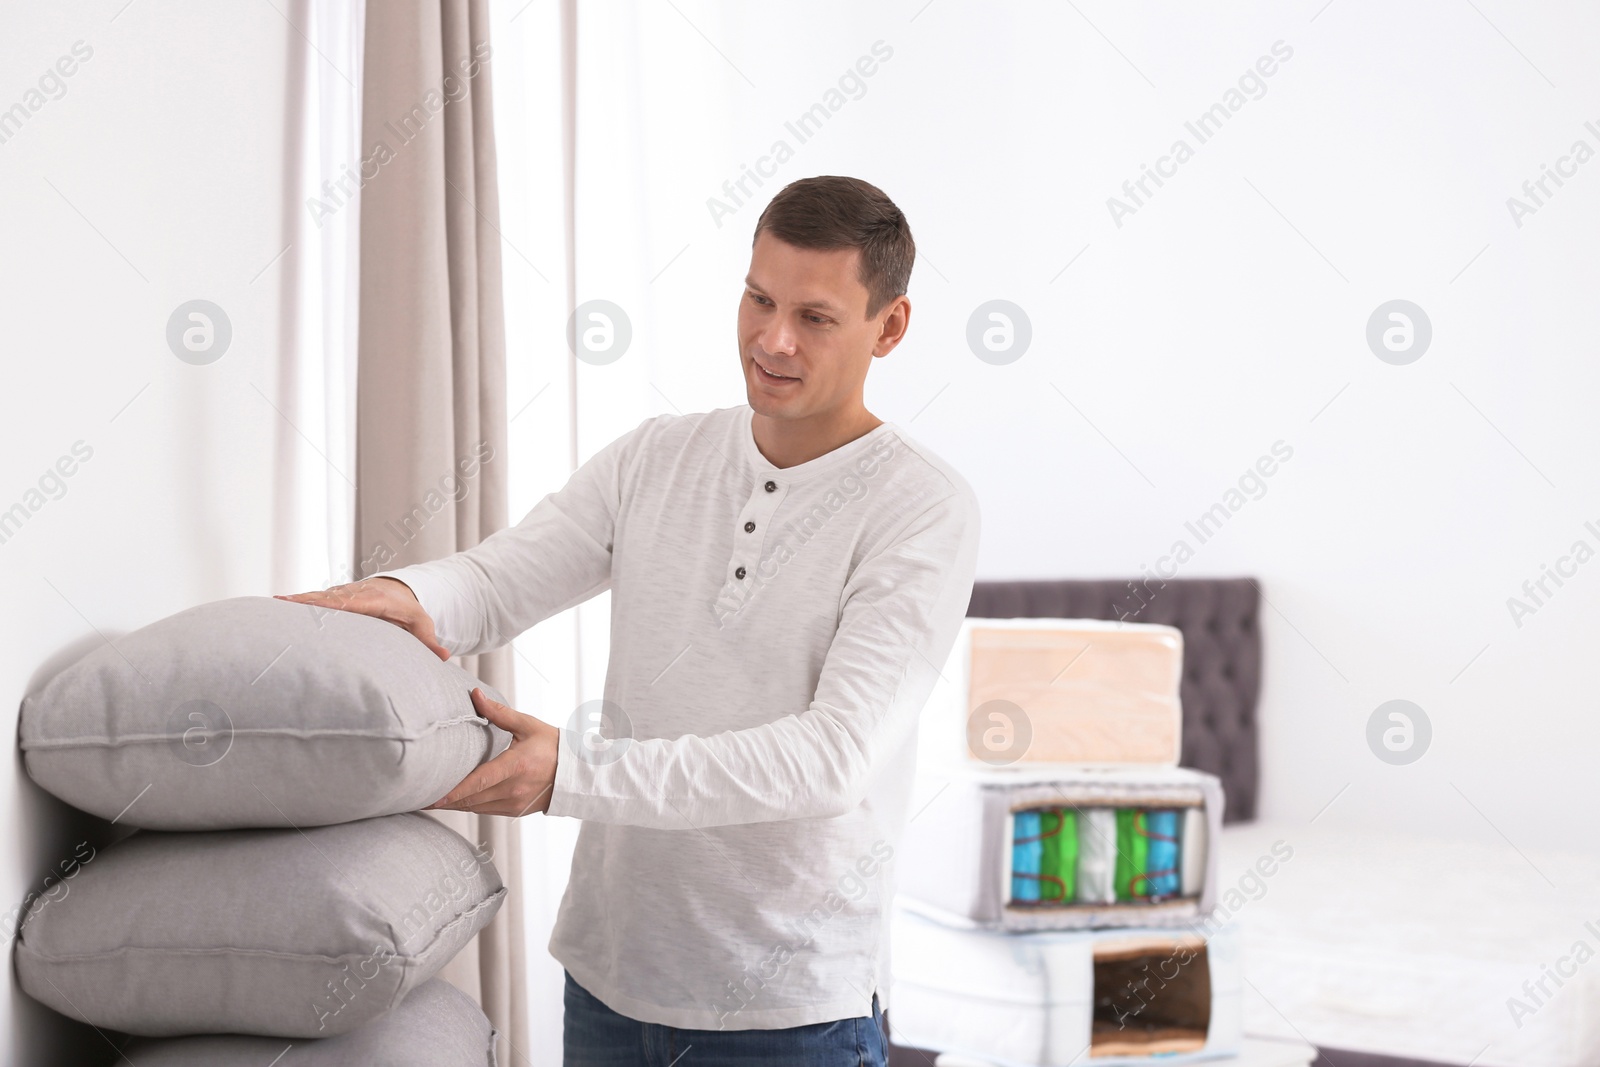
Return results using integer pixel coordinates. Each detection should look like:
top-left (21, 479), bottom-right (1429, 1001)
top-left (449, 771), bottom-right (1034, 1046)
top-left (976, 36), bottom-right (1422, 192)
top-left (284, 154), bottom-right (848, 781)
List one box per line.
top-left (373, 403), bottom-right (980, 1031)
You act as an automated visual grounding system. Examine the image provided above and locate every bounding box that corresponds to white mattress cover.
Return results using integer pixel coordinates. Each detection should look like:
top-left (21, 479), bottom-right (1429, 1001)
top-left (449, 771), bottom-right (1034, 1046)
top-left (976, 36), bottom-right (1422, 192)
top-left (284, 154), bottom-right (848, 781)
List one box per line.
top-left (1218, 820), bottom-right (1600, 1067)
top-left (933, 1034), bottom-right (1317, 1067)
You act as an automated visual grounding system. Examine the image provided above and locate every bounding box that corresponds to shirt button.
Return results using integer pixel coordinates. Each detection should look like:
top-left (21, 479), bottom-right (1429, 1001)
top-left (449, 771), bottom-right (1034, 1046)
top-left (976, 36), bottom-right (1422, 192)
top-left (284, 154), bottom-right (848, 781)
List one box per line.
top-left (764, 480), bottom-right (777, 492)
top-left (735, 566), bottom-right (747, 579)
top-left (743, 521), bottom-right (755, 533)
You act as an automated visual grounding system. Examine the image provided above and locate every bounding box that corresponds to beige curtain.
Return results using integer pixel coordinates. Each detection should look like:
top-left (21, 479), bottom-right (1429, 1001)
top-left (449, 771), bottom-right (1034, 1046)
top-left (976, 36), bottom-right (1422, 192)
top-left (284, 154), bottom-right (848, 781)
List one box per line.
top-left (355, 2), bottom-right (529, 1063)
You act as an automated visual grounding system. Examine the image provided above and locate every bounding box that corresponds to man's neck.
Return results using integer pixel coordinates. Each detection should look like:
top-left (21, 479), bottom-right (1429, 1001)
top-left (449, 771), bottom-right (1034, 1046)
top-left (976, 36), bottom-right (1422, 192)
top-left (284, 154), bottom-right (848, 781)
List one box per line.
top-left (751, 407), bottom-right (884, 469)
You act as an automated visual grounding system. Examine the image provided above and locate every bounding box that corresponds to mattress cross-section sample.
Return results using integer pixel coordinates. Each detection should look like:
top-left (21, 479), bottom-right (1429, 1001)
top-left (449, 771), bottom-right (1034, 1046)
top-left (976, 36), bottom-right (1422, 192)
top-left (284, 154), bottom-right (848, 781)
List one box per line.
top-left (889, 906), bottom-right (1243, 1067)
top-left (946, 617), bottom-right (1185, 767)
top-left (900, 767), bottom-right (1223, 931)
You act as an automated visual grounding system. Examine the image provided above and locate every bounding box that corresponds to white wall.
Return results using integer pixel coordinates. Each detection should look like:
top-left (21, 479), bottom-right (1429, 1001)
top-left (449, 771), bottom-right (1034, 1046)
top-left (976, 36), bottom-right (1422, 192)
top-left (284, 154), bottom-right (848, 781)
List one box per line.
top-left (547, 0), bottom-right (1600, 859)
top-left (0, 3), bottom-right (341, 1062)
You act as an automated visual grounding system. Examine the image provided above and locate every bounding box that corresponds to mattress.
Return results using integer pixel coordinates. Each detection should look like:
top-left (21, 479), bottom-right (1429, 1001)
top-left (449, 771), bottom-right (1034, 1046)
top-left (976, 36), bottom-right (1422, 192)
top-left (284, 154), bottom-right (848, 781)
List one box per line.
top-left (897, 766), bottom-right (1224, 931)
top-left (940, 617), bottom-right (1185, 768)
top-left (889, 907), bottom-right (1243, 1067)
top-left (1218, 820), bottom-right (1600, 1067)
top-left (932, 1034), bottom-right (1318, 1067)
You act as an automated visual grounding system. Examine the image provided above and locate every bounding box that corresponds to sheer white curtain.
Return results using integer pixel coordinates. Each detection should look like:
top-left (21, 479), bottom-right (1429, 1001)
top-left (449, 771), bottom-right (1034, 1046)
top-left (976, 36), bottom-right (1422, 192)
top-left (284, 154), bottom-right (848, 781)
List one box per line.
top-left (488, 0), bottom-right (581, 1059)
top-left (272, 0), bottom-right (364, 596)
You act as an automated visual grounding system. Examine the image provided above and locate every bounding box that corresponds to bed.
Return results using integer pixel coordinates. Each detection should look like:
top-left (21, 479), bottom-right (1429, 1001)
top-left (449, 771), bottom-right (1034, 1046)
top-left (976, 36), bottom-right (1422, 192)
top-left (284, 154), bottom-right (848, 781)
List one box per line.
top-left (886, 578), bottom-right (1598, 1067)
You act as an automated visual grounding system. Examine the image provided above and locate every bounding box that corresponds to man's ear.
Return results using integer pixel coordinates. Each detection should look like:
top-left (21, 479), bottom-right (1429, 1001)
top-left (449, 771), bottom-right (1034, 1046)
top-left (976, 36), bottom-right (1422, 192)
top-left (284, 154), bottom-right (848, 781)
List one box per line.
top-left (872, 295), bottom-right (911, 357)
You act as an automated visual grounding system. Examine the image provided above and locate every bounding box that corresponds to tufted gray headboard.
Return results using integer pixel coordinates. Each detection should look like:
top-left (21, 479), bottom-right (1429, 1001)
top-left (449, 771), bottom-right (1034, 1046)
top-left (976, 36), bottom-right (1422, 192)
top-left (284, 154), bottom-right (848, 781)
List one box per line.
top-left (965, 578), bottom-right (1260, 823)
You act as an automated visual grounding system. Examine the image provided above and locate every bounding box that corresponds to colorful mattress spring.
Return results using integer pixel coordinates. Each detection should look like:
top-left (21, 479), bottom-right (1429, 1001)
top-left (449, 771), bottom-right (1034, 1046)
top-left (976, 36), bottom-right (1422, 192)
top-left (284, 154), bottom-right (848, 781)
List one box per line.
top-left (894, 766), bottom-right (1224, 931)
top-left (1010, 807), bottom-right (1197, 905)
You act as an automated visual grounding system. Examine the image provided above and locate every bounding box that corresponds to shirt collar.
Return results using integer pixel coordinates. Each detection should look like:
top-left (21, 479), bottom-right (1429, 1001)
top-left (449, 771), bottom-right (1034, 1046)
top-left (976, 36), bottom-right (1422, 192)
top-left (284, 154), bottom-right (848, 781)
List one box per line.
top-left (735, 404), bottom-right (898, 483)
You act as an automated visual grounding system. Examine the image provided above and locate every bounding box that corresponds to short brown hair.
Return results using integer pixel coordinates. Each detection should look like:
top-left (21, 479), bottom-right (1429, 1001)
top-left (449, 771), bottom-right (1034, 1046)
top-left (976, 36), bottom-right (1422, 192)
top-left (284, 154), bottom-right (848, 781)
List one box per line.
top-left (753, 176), bottom-right (914, 319)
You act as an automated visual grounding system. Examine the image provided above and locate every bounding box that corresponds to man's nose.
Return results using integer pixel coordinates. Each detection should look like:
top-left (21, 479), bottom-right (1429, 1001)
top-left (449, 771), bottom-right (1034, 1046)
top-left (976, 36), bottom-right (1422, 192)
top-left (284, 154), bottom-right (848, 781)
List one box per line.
top-left (759, 315), bottom-right (798, 356)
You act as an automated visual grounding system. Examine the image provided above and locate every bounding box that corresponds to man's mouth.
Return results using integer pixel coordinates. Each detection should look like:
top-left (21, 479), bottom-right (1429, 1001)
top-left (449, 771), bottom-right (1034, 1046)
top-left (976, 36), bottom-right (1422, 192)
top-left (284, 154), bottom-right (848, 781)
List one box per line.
top-left (753, 358), bottom-right (800, 384)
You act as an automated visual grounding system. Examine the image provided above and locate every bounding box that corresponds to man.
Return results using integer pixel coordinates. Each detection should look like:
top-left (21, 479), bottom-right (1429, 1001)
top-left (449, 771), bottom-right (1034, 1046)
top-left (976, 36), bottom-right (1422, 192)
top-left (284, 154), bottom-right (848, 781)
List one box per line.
top-left (279, 175), bottom-right (980, 1065)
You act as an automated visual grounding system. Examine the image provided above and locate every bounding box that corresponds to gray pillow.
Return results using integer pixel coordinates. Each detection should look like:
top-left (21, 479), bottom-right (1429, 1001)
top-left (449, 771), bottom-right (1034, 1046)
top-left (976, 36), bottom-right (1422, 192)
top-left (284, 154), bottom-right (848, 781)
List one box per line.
top-left (20, 595), bottom-right (510, 830)
top-left (14, 812), bottom-right (505, 1038)
top-left (119, 979), bottom-right (498, 1066)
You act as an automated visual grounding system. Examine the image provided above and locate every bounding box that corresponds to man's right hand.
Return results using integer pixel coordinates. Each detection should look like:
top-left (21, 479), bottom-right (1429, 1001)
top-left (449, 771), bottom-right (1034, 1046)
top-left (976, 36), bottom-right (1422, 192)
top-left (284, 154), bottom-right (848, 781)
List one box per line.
top-left (274, 577), bottom-right (451, 661)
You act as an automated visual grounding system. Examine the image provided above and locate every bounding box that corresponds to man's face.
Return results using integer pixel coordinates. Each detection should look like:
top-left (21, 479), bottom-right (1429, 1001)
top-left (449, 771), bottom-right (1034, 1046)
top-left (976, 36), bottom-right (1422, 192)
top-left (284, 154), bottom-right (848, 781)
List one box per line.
top-left (738, 231), bottom-right (898, 421)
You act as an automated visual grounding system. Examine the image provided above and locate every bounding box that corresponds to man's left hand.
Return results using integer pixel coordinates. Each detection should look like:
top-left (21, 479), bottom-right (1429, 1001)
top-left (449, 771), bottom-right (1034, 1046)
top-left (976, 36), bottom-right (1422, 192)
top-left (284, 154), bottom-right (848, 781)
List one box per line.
top-left (426, 688), bottom-right (559, 817)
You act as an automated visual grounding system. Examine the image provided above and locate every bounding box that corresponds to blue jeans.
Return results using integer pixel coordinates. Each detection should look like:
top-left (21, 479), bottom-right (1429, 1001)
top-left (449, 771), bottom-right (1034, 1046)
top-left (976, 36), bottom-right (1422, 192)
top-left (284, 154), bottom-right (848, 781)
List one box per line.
top-left (562, 970), bottom-right (889, 1066)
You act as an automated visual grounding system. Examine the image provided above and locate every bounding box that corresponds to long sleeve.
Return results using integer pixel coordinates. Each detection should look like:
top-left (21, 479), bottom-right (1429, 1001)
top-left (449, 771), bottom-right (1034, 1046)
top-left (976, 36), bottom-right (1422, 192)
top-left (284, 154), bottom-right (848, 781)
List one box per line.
top-left (369, 424), bottom-right (636, 658)
top-left (545, 482), bottom-right (980, 829)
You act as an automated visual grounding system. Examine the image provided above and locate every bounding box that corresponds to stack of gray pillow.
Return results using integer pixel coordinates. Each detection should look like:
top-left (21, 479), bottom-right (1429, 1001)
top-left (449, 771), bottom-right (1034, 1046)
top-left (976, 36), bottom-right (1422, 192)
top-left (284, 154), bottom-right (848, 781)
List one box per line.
top-left (16, 596), bottom-right (513, 1066)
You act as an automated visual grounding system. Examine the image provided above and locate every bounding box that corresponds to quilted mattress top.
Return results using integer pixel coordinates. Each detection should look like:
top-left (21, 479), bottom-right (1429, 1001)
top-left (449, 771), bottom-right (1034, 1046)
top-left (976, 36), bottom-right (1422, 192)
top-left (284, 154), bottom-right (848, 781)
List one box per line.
top-left (1217, 819), bottom-right (1600, 1067)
